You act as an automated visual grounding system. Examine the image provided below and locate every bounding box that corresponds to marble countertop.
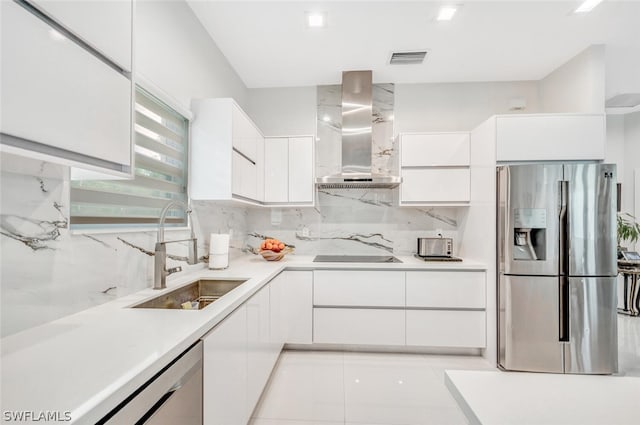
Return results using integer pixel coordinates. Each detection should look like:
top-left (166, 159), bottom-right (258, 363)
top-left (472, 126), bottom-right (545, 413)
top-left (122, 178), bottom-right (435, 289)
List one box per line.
top-left (0, 254), bottom-right (486, 424)
top-left (445, 370), bottom-right (640, 425)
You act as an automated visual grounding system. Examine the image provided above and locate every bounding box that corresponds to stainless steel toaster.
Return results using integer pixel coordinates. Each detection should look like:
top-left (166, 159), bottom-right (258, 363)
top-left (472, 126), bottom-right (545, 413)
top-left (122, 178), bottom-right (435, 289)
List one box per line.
top-left (417, 238), bottom-right (453, 257)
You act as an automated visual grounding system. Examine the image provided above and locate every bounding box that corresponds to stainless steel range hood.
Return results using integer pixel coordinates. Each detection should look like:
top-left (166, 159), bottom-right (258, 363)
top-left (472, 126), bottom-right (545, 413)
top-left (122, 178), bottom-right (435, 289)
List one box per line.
top-left (316, 71), bottom-right (401, 189)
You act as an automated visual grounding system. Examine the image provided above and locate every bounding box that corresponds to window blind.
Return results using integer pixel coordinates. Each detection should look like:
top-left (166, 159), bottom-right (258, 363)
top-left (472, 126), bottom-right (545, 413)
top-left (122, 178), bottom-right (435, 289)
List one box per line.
top-left (70, 87), bottom-right (189, 227)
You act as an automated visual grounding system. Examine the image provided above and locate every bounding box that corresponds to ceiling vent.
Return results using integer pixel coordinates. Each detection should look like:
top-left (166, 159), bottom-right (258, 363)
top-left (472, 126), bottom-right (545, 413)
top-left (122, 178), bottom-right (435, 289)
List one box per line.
top-left (389, 50), bottom-right (427, 65)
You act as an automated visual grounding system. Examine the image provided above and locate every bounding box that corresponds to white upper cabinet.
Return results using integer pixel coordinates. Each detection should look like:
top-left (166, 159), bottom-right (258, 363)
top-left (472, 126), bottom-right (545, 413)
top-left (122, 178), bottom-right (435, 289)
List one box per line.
top-left (263, 136), bottom-right (314, 205)
top-left (191, 98), bottom-right (264, 204)
top-left (495, 114), bottom-right (605, 162)
top-left (398, 132), bottom-right (471, 206)
top-left (0, 1), bottom-right (132, 178)
top-left (29, 0), bottom-right (133, 71)
top-left (264, 138), bottom-right (289, 203)
top-left (401, 133), bottom-right (470, 166)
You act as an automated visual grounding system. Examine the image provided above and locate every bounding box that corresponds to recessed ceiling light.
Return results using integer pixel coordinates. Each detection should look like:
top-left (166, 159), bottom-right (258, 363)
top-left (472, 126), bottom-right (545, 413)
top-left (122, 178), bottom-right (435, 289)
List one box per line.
top-left (437, 6), bottom-right (457, 21)
top-left (306, 11), bottom-right (327, 28)
top-left (574, 0), bottom-right (603, 13)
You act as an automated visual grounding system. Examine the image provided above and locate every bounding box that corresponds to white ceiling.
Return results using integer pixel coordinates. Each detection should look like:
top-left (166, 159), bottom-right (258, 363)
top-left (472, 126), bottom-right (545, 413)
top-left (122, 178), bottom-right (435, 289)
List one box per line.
top-left (187, 1), bottom-right (640, 90)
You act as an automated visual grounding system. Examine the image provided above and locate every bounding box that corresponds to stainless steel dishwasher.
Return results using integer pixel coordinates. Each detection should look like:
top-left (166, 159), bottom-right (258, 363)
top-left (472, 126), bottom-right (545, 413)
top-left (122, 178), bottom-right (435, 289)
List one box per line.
top-left (98, 341), bottom-right (202, 424)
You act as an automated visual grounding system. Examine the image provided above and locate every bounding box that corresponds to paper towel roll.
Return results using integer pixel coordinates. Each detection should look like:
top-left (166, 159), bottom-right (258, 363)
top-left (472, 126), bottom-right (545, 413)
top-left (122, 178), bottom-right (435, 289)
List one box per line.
top-left (209, 253), bottom-right (229, 270)
top-left (209, 233), bottom-right (230, 255)
top-left (209, 234), bottom-right (229, 270)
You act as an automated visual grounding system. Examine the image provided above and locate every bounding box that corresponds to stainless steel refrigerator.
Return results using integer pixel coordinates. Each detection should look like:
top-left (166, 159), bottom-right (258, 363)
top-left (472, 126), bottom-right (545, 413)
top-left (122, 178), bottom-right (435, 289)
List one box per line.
top-left (497, 163), bottom-right (618, 374)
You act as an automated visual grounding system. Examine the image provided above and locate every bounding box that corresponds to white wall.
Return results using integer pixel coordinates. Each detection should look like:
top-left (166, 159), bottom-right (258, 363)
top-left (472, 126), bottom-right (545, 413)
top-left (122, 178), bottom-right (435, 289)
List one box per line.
top-left (606, 43), bottom-right (640, 100)
top-left (395, 81), bottom-right (540, 133)
top-left (539, 45), bottom-right (605, 113)
top-left (247, 87), bottom-right (316, 136)
top-left (136, 0), bottom-right (248, 110)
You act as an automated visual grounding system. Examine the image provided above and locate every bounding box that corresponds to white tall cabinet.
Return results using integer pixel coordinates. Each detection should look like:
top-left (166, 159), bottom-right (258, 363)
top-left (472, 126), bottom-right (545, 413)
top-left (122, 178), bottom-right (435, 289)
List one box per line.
top-left (263, 136), bottom-right (314, 205)
top-left (0, 0), bottom-right (133, 177)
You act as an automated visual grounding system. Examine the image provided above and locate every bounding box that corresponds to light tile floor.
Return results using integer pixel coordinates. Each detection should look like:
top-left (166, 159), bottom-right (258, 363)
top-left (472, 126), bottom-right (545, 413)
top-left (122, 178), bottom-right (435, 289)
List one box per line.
top-left (250, 351), bottom-right (493, 425)
top-left (251, 316), bottom-right (640, 425)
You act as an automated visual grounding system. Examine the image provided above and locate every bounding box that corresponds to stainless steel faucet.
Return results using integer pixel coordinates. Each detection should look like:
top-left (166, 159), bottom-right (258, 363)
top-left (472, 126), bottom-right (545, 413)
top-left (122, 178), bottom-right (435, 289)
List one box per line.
top-left (154, 200), bottom-right (198, 290)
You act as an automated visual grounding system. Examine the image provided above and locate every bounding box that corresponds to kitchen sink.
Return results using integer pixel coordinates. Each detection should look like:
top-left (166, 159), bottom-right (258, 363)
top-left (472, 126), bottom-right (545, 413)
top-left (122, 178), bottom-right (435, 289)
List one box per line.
top-left (131, 279), bottom-right (247, 310)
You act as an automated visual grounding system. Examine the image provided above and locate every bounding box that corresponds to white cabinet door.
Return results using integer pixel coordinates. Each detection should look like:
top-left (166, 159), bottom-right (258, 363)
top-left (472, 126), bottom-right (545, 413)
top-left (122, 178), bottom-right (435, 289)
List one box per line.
top-left (406, 271), bottom-right (486, 308)
top-left (401, 168), bottom-right (470, 203)
top-left (314, 271), bottom-right (405, 307)
top-left (264, 138), bottom-right (289, 202)
top-left (30, 0), bottom-right (133, 71)
top-left (1, 1), bottom-right (132, 168)
top-left (232, 104), bottom-right (258, 162)
top-left (232, 151), bottom-right (258, 200)
top-left (401, 133), bottom-right (470, 166)
top-left (496, 114), bottom-right (605, 161)
top-left (288, 137), bottom-right (314, 203)
top-left (247, 285), bottom-right (272, 416)
top-left (269, 273), bottom-right (286, 351)
top-left (281, 271), bottom-right (313, 344)
top-left (202, 305), bottom-right (248, 425)
top-left (406, 310), bottom-right (486, 348)
top-left (313, 308), bottom-right (405, 346)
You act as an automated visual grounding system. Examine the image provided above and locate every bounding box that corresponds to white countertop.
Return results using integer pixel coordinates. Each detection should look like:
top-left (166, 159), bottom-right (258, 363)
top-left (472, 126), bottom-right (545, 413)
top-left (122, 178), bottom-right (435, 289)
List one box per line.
top-left (445, 370), bottom-right (640, 425)
top-left (1, 254), bottom-right (486, 424)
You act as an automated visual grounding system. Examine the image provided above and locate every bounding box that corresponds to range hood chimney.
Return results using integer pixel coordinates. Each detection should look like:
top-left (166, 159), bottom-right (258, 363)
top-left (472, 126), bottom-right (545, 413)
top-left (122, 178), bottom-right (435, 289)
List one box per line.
top-left (316, 71), bottom-right (401, 189)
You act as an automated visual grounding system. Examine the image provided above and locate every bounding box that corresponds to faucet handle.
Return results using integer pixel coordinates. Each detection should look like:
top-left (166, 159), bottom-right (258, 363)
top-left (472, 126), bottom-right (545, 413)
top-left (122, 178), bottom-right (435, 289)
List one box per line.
top-left (167, 266), bottom-right (182, 275)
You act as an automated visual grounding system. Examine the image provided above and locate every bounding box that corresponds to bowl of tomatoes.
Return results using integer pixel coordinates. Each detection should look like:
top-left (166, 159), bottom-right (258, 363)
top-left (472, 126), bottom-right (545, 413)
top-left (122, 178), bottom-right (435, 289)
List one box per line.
top-left (258, 238), bottom-right (292, 261)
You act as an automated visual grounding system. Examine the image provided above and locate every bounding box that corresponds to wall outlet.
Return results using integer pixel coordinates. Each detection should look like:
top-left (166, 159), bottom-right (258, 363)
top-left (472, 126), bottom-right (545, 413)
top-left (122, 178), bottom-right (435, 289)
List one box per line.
top-left (301, 227), bottom-right (310, 237)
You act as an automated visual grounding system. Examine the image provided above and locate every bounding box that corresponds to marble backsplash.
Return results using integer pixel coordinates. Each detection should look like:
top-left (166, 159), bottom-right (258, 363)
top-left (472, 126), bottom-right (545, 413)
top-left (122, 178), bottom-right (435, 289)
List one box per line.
top-left (246, 190), bottom-right (459, 256)
top-left (0, 160), bottom-right (251, 337)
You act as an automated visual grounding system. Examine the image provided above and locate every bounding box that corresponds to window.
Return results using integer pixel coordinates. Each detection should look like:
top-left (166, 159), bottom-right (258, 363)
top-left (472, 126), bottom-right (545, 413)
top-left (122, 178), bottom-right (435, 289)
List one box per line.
top-left (70, 87), bottom-right (189, 228)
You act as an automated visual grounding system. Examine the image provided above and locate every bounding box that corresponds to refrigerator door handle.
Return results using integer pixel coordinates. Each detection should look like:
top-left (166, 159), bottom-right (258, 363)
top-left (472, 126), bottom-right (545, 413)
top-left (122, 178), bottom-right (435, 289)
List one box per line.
top-left (559, 276), bottom-right (570, 342)
top-left (559, 180), bottom-right (569, 342)
top-left (559, 180), bottom-right (568, 276)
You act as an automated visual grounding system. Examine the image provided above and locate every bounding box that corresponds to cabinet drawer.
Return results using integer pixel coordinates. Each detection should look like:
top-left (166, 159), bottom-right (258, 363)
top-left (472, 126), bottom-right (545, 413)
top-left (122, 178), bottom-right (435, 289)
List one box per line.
top-left (313, 308), bottom-right (405, 346)
top-left (406, 271), bottom-right (486, 308)
top-left (406, 310), bottom-right (486, 348)
top-left (401, 168), bottom-right (470, 203)
top-left (401, 133), bottom-right (470, 166)
top-left (313, 270), bottom-right (405, 307)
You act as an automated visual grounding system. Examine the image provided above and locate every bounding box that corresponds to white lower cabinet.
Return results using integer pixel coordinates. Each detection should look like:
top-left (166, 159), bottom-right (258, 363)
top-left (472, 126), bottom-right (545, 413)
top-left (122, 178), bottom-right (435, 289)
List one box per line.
top-left (202, 304), bottom-right (248, 425)
top-left (406, 271), bottom-right (486, 309)
top-left (311, 269), bottom-right (487, 349)
top-left (313, 270), bottom-right (405, 307)
top-left (406, 310), bottom-right (486, 348)
top-left (247, 285), bottom-right (273, 414)
top-left (313, 308), bottom-right (406, 346)
top-left (280, 271), bottom-right (313, 344)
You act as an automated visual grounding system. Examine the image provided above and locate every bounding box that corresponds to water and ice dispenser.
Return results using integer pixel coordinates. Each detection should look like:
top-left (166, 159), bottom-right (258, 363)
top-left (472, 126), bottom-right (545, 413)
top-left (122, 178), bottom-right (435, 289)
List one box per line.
top-left (513, 208), bottom-right (547, 261)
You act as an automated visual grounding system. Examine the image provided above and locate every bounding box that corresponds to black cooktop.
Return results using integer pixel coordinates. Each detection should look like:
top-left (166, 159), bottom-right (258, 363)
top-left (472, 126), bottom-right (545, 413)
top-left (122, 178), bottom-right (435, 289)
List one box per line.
top-left (313, 255), bottom-right (402, 263)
